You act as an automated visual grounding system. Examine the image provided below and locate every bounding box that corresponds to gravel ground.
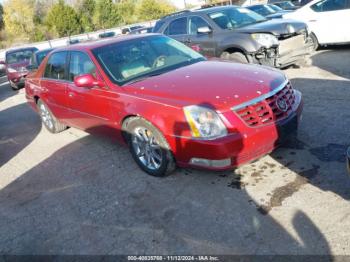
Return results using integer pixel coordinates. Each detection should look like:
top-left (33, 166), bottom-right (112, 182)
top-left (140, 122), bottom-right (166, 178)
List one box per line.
top-left (0, 46), bottom-right (349, 255)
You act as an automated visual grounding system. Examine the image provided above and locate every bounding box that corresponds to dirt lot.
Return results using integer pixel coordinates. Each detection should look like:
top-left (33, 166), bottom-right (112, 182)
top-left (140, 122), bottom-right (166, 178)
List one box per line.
top-left (0, 47), bottom-right (349, 255)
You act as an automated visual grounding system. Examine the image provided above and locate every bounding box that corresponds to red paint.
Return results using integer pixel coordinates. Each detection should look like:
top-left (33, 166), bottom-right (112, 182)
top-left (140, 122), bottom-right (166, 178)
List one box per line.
top-left (25, 35), bottom-right (303, 170)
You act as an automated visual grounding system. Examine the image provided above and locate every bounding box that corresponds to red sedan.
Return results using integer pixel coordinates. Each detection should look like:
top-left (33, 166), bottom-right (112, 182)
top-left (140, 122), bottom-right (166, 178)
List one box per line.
top-left (25, 34), bottom-right (303, 176)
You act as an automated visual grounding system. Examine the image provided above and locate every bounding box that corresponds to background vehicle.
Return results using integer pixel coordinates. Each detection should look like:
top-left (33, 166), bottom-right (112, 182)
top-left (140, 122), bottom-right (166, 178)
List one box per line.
top-left (130, 26), bottom-right (154, 34)
top-left (67, 39), bottom-right (81, 45)
top-left (153, 6), bottom-right (312, 68)
top-left (27, 48), bottom-right (54, 71)
top-left (283, 0), bottom-right (350, 50)
top-left (121, 25), bottom-right (144, 34)
top-left (271, 1), bottom-right (300, 10)
top-left (247, 4), bottom-right (293, 19)
top-left (2, 47), bottom-right (38, 90)
top-left (25, 35), bottom-right (303, 176)
top-left (0, 61), bottom-right (5, 77)
top-left (98, 31), bottom-right (116, 38)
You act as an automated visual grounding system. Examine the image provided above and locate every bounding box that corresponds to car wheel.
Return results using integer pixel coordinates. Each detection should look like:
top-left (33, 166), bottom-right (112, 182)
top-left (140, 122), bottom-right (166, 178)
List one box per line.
top-left (220, 52), bottom-right (248, 63)
top-left (124, 117), bottom-right (176, 177)
top-left (310, 33), bottom-right (319, 51)
top-left (37, 99), bottom-right (67, 133)
top-left (10, 81), bottom-right (20, 91)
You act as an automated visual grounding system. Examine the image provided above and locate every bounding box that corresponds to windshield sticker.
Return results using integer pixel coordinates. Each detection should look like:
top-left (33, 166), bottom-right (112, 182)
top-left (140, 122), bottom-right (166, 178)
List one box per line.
top-left (237, 8), bottom-right (250, 13)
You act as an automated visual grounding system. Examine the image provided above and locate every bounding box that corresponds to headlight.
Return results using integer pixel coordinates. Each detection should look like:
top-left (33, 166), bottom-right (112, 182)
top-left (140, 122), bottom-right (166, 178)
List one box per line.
top-left (7, 67), bottom-right (17, 73)
top-left (251, 33), bottom-right (279, 48)
top-left (183, 105), bottom-right (227, 139)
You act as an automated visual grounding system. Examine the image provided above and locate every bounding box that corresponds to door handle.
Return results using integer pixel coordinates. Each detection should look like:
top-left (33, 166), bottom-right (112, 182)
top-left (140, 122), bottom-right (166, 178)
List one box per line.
top-left (184, 38), bottom-right (191, 44)
top-left (68, 92), bottom-right (74, 98)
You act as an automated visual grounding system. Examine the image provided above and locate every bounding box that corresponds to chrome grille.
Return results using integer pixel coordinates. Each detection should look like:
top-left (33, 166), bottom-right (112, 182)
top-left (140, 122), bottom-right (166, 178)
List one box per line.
top-left (234, 82), bottom-right (295, 127)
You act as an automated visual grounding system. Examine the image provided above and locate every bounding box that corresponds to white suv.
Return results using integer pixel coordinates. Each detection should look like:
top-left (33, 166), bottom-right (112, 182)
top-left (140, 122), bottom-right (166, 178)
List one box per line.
top-left (283, 0), bottom-right (350, 49)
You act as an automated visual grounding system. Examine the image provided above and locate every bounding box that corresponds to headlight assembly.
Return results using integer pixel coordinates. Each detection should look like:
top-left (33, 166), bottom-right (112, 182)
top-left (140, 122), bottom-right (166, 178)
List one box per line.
top-left (7, 67), bottom-right (17, 73)
top-left (183, 105), bottom-right (227, 139)
top-left (251, 33), bottom-right (279, 48)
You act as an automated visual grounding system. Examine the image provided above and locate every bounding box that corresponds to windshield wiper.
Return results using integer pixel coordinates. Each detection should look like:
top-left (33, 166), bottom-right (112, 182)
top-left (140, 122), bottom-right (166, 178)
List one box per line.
top-left (123, 72), bottom-right (164, 85)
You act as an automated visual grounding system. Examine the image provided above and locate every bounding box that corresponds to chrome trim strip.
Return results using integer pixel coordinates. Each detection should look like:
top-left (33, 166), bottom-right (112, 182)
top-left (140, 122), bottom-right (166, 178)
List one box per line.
top-left (231, 79), bottom-right (289, 111)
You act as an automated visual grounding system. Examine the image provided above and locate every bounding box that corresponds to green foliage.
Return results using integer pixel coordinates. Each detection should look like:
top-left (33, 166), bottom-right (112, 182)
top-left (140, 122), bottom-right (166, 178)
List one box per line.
top-left (46, 0), bottom-right (82, 37)
top-left (0, 4), bottom-right (4, 30)
top-left (116, 0), bottom-right (137, 24)
top-left (94, 0), bottom-right (122, 29)
top-left (3, 0), bottom-right (35, 39)
top-left (77, 0), bottom-right (96, 32)
top-left (137, 0), bottom-right (176, 21)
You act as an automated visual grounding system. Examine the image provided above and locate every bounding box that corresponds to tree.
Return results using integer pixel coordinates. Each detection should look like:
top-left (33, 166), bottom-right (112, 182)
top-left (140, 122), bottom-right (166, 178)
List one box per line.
top-left (3, 0), bottom-right (35, 40)
top-left (77, 0), bottom-right (96, 32)
top-left (46, 0), bottom-right (82, 37)
top-left (116, 0), bottom-right (137, 25)
top-left (137, 0), bottom-right (176, 21)
top-left (93, 0), bottom-right (122, 29)
top-left (0, 4), bottom-right (4, 30)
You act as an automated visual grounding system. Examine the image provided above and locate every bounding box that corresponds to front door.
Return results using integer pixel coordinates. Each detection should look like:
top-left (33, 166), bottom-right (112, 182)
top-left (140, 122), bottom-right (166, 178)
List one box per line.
top-left (65, 51), bottom-right (114, 132)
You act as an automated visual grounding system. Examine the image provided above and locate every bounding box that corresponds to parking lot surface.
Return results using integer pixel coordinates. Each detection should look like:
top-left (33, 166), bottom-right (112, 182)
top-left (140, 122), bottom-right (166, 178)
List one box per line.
top-left (0, 47), bottom-right (349, 255)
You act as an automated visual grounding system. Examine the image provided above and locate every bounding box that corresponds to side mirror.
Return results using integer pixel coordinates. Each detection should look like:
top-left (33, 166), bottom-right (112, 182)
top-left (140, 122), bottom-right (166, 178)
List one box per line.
top-left (197, 26), bottom-right (212, 34)
top-left (74, 74), bottom-right (105, 89)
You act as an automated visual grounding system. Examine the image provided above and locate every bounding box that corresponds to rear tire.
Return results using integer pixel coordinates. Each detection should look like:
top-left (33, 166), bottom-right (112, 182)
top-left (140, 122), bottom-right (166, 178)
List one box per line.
top-left (220, 51), bottom-right (248, 63)
top-left (37, 99), bottom-right (67, 133)
top-left (123, 117), bottom-right (176, 177)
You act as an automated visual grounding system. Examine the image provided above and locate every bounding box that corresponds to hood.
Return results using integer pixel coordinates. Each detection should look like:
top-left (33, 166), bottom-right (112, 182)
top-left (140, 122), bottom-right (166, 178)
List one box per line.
top-left (235, 18), bottom-right (306, 36)
top-left (7, 61), bottom-right (30, 70)
top-left (125, 61), bottom-right (286, 112)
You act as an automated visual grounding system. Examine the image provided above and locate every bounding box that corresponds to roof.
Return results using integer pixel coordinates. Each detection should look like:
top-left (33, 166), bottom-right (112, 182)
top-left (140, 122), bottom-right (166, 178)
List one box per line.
top-left (160, 5), bottom-right (239, 20)
top-left (6, 46), bottom-right (38, 54)
top-left (52, 34), bottom-right (163, 52)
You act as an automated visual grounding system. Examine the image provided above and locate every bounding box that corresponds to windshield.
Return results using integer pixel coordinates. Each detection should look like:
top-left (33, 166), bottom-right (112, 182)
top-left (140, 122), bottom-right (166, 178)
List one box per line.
top-left (6, 48), bottom-right (37, 64)
top-left (208, 7), bottom-right (267, 30)
top-left (248, 5), bottom-right (276, 16)
top-left (92, 35), bottom-right (205, 86)
top-left (269, 4), bottom-right (284, 11)
top-left (279, 1), bottom-right (295, 8)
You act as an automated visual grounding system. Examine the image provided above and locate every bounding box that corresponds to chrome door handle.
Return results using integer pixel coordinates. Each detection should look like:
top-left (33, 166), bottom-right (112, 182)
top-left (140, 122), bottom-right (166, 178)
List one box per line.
top-left (68, 92), bottom-right (74, 98)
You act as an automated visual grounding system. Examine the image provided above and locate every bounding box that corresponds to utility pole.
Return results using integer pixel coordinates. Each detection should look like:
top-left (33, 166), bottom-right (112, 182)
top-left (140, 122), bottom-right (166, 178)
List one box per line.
top-left (183, 0), bottom-right (186, 8)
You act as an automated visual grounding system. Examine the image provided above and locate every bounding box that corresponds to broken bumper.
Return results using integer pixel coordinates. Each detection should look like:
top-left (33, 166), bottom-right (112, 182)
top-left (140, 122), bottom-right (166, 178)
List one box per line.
top-left (252, 35), bottom-right (314, 68)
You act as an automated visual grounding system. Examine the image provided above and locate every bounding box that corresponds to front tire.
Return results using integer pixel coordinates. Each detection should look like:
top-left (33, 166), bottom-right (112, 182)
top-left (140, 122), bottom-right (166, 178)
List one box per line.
top-left (310, 33), bottom-right (319, 51)
top-left (37, 99), bottom-right (67, 133)
top-left (220, 51), bottom-right (249, 63)
top-left (123, 117), bottom-right (176, 177)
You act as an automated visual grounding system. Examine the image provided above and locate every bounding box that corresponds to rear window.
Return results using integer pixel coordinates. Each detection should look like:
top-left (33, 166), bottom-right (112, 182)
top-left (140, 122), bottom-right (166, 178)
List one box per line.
top-left (166, 17), bottom-right (187, 35)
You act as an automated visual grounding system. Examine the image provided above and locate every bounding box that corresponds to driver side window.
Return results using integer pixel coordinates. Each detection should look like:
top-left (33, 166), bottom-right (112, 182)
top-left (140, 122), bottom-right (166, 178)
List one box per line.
top-left (189, 16), bottom-right (210, 35)
top-left (68, 51), bottom-right (96, 82)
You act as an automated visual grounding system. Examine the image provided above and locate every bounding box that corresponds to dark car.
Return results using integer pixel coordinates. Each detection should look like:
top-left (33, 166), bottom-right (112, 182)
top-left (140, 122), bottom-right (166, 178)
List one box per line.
top-left (121, 25), bottom-right (144, 35)
top-left (247, 4), bottom-right (292, 19)
top-left (270, 1), bottom-right (299, 10)
top-left (347, 147), bottom-right (350, 174)
top-left (98, 31), bottom-right (116, 38)
top-left (153, 6), bottom-right (312, 68)
top-left (1, 47), bottom-right (38, 90)
top-left (25, 34), bottom-right (302, 176)
top-left (27, 48), bottom-right (54, 71)
top-left (130, 26), bottom-right (154, 35)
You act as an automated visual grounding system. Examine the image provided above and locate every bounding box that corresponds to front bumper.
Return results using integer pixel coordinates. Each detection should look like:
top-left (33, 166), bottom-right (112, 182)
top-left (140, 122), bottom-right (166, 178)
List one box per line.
top-left (347, 147), bottom-right (350, 175)
top-left (7, 71), bottom-right (27, 88)
top-left (252, 35), bottom-right (314, 68)
top-left (168, 91), bottom-right (303, 170)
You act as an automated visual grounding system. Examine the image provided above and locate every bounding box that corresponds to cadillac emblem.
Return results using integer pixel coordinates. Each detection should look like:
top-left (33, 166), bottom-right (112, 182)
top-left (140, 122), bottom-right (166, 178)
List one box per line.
top-left (276, 97), bottom-right (288, 112)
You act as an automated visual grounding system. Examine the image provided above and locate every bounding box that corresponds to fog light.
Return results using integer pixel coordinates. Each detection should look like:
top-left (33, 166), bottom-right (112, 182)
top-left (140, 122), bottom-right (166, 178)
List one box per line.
top-left (190, 158), bottom-right (231, 168)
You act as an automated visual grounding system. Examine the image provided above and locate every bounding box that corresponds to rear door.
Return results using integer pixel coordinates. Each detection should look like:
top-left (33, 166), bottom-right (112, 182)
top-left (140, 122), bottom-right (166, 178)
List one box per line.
top-left (65, 51), bottom-right (113, 131)
top-left (40, 51), bottom-right (70, 121)
top-left (309, 0), bottom-right (350, 44)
